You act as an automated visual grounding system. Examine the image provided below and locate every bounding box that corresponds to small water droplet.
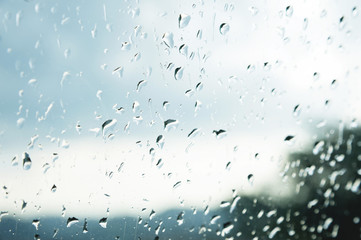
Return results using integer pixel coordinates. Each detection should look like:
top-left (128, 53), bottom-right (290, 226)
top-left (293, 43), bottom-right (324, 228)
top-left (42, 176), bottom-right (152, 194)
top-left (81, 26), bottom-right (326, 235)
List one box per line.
top-left (83, 218), bottom-right (88, 233)
top-left (185, 89), bottom-right (194, 97)
top-left (213, 129), bottom-right (227, 139)
top-left (23, 152), bottom-right (32, 170)
top-left (339, 16), bottom-right (345, 29)
top-left (102, 119), bottom-right (117, 137)
top-left (121, 41), bottom-right (131, 51)
top-left (293, 104), bottom-right (301, 117)
top-left (51, 184), bottom-right (57, 192)
top-left (247, 174), bottom-right (254, 185)
top-left (174, 67), bottom-right (184, 80)
top-left (67, 217), bottom-right (79, 227)
top-left (136, 80), bottom-right (147, 92)
top-left (188, 128), bottom-right (200, 138)
top-left (230, 196), bottom-right (240, 213)
top-left (164, 119), bottom-right (179, 131)
top-left (11, 155), bottom-right (18, 166)
top-left (313, 141), bottom-right (325, 155)
top-left (149, 209), bottom-right (156, 220)
top-left (156, 135), bottom-right (165, 148)
top-left (163, 101), bottom-right (169, 111)
top-left (177, 211), bottom-right (184, 225)
top-left (221, 222), bottom-right (234, 236)
top-left (352, 7), bottom-right (358, 16)
top-left (34, 234), bottom-right (40, 240)
top-left (284, 135), bottom-right (295, 142)
top-left (179, 44), bottom-right (188, 57)
top-left (219, 23), bottom-right (230, 35)
top-left (210, 215), bottom-right (221, 224)
top-left (17, 118), bottom-right (25, 128)
top-left (173, 181), bottom-right (181, 189)
top-left (32, 219), bottom-right (40, 230)
top-left (285, 6), bottom-right (293, 17)
top-left (269, 227), bottom-right (281, 239)
top-left (99, 217), bottom-right (107, 228)
top-left (220, 201), bottom-right (230, 208)
top-left (178, 14), bottom-right (191, 28)
top-left (162, 32), bottom-right (174, 48)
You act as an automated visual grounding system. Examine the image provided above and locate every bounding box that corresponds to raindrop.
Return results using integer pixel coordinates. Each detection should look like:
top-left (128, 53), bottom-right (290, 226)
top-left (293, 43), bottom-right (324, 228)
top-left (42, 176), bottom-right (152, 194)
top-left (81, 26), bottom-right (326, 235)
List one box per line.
top-left (174, 67), bottom-right (184, 80)
top-left (179, 44), bottom-right (188, 56)
top-left (219, 23), bottom-right (230, 35)
top-left (247, 174), bottom-right (254, 185)
top-left (102, 119), bottom-right (117, 137)
top-left (76, 121), bottom-right (82, 134)
top-left (96, 90), bottom-right (102, 100)
top-left (230, 196), bottom-right (240, 213)
top-left (34, 234), bottom-right (40, 240)
top-left (136, 80), bottom-right (147, 92)
top-left (221, 222), bottom-right (234, 236)
top-left (83, 218), bottom-right (88, 233)
top-left (163, 101), bottom-right (169, 110)
top-left (220, 201), bottom-right (230, 208)
top-left (339, 16), bottom-right (345, 29)
top-left (156, 135), bottom-right (165, 148)
top-left (188, 128), bottom-right (200, 138)
top-left (164, 119), bottom-right (179, 131)
top-left (67, 217), bottom-right (79, 227)
top-left (32, 219), bottom-right (40, 230)
top-left (121, 41), bottom-right (131, 51)
top-left (17, 118), bottom-right (25, 128)
top-left (51, 184), bottom-right (57, 192)
top-left (23, 152), bottom-right (32, 170)
top-left (313, 72), bottom-right (320, 81)
top-left (185, 89), bottom-right (194, 97)
top-left (285, 6), bottom-right (293, 17)
top-left (293, 104), bottom-right (301, 117)
top-left (149, 209), bottom-right (156, 220)
top-left (99, 217), bottom-right (107, 228)
top-left (195, 100), bottom-right (202, 112)
top-left (313, 141), bottom-right (325, 155)
top-left (213, 129), bottom-right (227, 139)
top-left (210, 215), bottom-right (221, 224)
top-left (269, 227), bottom-right (281, 239)
top-left (284, 135), bottom-right (295, 143)
top-left (173, 181), bottom-right (181, 189)
top-left (133, 116), bottom-right (143, 125)
top-left (178, 14), bottom-right (191, 28)
top-left (11, 156), bottom-right (18, 166)
top-left (352, 7), bottom-right (358, 17)
top-left (177, 211), bottom-right (184, 225)
top-left (195, 82), bottom-right (203, 91)
top-left (112, 66), bottom-right (123, 76)
top-left (162, 32), bottom-right (174, 48)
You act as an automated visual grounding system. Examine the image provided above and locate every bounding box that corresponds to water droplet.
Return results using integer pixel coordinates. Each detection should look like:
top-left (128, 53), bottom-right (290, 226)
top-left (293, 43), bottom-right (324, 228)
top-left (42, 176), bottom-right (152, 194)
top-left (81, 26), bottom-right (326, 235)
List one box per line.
top-left (221, 222), bottom-right (234, 236)
top-left (136, 80), bottom-right (147, 92)
top-left (11, 155), bottom-right (18, 166)
top-left (102, 119), bottom-right (117, 137)
top-left (174, 67), bottom-right (184, 80)
top-left (284, 135), bottom-right (295, 142)
top-left (121, 41), bottom-right (131, 51)
top-left (179, 44), bottom-right (188, 57)
top-left (185, 89), bottom-right (194, 97)
top-left (164, 119), bottom-right (179, 131)
top-left (219, 23), bottom-right (230, 35)
top-left (194, 100), bottom-right (202, 112)
top-left (249, 6), bottom-right (259, 16)
top-left (17, 118), bottom-right (25, 128)
top-left (210, 215), bottom-right (221, 224)
top-left (67, 217), bottom-right (79, 227)
top-left (149, 209), bottom-right (156, 220)
top-left (53, 229), bottom-right (59, 238)
top-left (313, 72), bottom-right (320, 81)
top-left (187, 128), bottom-right (200, 138)
top-left (247, 174), bottom-right (254, 185)
top-left (213, 129), bottom-right (227, 139)
top-left (195, 82), bottom-right (203, 91)
top-left (51, 184), bottom-right (57, 192)
top-left (163, 101), bottom-right (169, 111)
top-left (133, 116), bottom-right (143, 125)
top-left (32, 219), bottom-right (40, 230)
top-left (303, 18), bottom-right (308, 30)
top-left (83, 218), bottom-right (88, 233)
top-left (34, 234), bottom-right (40, 240)
top-left (132, 101), bottom-right (140, 112)
top-left (173, 181), bottom-right (181, 189)
top-left (112, 66), bottom-right (123, 77)
top-left (269, 227), bottom-right (281, 239)
top-left (99, 217), bottom-right (107, 228)
top-left (178, 14), bottom-right (191, 28)
top-left (23, 152), bottom-right (32, 170)
top-left (352, 7), bottom-right (358, 16)
top-left (285, 6), bottom-right (293, 17)
top-left (230, 196), bottom-right (240, 213)
top-left (96, 90), bottom-right (102, 100)
top-left (162, 32), bottom-right (174, 48)
top-left (220, 201), bottom-right (230, 208)
top-left (293, 104), bottom-right (301, 117)
top-left (156, 135), bottom-right (165, 148)
top-left (313, 141), bottom-right (325, 155)
top-left (177, 211), bottom-right (184, 225)
top-left (339, 16), bottom-right (345, 29)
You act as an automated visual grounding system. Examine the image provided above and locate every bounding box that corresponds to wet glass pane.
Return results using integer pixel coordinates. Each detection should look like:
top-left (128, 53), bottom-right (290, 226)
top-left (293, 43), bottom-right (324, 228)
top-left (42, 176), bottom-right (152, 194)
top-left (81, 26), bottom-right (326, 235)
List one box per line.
top-left (0, 0), bottom-right (360, 239)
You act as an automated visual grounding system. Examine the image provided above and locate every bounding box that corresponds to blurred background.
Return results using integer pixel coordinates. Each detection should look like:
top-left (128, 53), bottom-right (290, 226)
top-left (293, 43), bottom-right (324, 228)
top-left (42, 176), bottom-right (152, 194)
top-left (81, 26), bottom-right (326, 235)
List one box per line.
top-left (0, 0), bottom-right (360, 239)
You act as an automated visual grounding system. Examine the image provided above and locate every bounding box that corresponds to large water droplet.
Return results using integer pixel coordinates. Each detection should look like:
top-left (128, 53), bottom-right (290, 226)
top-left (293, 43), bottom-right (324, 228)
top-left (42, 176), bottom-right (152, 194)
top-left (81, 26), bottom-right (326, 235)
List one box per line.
top-left (99, 217), bottom-right (107, 228)
top-left (67, 217), bottom-right (79, 227)
top-left (219, 23), bottom-right (230, 35)
top-left (178, 14), bottom-right (191, 28)
top-left (23, 152), bottom-right (32, 170)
